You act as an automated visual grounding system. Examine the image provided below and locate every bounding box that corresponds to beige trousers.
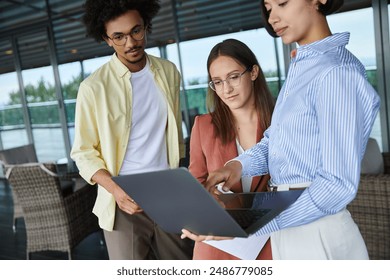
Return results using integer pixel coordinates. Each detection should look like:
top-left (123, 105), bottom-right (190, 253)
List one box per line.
top-left (103, 206), bottom-right (194, 260)
top-left (271, 209), bottom-right (369, 260)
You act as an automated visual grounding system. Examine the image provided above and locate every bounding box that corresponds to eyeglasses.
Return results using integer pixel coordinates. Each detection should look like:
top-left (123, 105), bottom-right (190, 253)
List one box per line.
top-left (106, 25), bottom-right (146, 46)
top-left (209, 68), bottom-right (250, 92)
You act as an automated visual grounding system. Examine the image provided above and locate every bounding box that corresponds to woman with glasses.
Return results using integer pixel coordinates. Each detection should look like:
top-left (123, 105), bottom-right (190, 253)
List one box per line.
top-left (183, 0), bottom-right (379, 259)
top-left (187, 39), bottom-right (275, 259)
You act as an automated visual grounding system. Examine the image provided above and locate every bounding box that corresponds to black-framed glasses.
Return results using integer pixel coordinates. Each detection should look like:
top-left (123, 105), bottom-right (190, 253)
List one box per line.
top-left (209, 68), bottom-right (250, 92)
top-left (106, 25), bottom-right (146, 46)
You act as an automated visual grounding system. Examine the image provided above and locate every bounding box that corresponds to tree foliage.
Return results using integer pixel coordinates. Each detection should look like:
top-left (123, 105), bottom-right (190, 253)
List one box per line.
top-left (2, 73), bottom-right (84, 126)
top-left (7, 73), bottom-right (83, 105)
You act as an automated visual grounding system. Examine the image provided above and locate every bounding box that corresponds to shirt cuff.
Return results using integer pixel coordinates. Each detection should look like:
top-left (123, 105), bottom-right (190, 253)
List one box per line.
top-left (224, 157), bottom-right (252, 178)
top-left (254, 219), bottom-right (280, 236)
top-left (234, 153), bottom-right (253, 177)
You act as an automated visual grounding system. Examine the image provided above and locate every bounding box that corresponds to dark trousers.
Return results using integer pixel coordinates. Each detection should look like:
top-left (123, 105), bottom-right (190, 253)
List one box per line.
top-left (103, 206), bottom-right (194, 260)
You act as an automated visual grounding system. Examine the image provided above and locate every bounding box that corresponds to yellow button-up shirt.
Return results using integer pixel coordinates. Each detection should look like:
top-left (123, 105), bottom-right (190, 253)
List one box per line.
top-left (70, 53), bottom-right (184, 231)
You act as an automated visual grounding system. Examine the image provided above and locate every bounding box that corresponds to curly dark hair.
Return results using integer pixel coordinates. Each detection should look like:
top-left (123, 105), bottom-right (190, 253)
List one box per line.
top-left (83, 0), bottom-right (161, 42)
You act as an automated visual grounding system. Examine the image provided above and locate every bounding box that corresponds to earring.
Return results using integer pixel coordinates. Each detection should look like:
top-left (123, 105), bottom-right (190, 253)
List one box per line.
top-left (315, 0), bottom-right (320, 11)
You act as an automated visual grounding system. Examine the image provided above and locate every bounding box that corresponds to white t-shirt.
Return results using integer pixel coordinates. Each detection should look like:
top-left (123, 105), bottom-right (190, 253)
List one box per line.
top-left (119, 61), bottom-right (169, 175)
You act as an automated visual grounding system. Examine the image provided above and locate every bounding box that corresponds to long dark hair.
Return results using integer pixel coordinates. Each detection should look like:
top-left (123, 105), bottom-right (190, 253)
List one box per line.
top-left (206, 39), bottom-right (274, 145)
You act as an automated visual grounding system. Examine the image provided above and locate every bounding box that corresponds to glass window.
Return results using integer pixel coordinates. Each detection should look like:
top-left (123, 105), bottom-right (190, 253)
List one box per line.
top-left (328, 8), bottom-right (376, 68)
top-left (59, 61), bottom-right (82, 146)
top-left (0, 40), bottom-right (29, 150)
top-left (146, 46), bottom-right (160, 57)
top-left (21, 66), bottom-right (66, 162)
top-left (18, 31), bottom-right (66, 162)
top-left (83, 55), bottom-right (111, 76)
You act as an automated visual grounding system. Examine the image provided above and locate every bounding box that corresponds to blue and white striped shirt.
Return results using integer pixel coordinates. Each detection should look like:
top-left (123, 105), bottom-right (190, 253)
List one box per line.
top-left (237, 33), bottom-right (380, 235)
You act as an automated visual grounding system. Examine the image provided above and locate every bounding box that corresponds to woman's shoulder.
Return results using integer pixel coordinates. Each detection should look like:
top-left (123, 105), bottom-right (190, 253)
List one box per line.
top-left (195, 113), bottom-right (212, 121)
top-left (193, 114), bottom-right (212, 128)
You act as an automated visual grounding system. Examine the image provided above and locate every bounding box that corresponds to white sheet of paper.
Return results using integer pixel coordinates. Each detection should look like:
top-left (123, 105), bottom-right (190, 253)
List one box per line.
top-left (210, 185), bottom-right (269, 259)
top-left (203, 234), bottom-right (269, 260)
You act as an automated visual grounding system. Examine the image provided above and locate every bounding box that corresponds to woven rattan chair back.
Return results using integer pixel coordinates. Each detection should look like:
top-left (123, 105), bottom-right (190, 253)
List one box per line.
top-left (0, 144), bottom-right (38, 232)
top-left (348, 152), bottom-right (390, 260)
top-left (5, 162), bottom-right (99, 259)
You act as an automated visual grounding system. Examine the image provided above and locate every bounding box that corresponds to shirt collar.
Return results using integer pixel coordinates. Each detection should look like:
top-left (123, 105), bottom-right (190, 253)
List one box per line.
top-left (111, 52), bottom-right (129, 78)
top-left (110, 52), bottom-right (158, 78)
top-left (295, 32), bottom-right (350, 58)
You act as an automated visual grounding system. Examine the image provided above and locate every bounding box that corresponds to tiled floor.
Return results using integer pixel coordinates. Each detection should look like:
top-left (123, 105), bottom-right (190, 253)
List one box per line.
top-left (0, 179), bottom-right (109, 260)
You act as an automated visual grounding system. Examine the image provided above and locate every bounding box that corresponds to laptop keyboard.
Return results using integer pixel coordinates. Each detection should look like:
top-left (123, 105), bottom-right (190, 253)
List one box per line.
top-left (227, 209), bottom-right (271, 229)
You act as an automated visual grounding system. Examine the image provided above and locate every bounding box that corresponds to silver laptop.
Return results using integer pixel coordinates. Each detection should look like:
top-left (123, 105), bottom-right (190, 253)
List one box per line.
top-left (112, 168), bottom-right (304, 237)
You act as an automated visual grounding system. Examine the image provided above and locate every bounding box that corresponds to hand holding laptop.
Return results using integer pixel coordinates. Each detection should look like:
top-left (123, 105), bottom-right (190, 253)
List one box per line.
top-left (181, 229), bottom-right (233, 242)
top-left (111, 179), bottom-right (143, 215)
top-left (91, 168), bottom-right (143, 215)
top-left (180, 184), bottom-right (237, 242)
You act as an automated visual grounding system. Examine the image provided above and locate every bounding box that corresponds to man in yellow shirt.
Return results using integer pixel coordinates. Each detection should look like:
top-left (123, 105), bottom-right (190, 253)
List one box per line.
top-left (71, 0), bottom-right (193, 260)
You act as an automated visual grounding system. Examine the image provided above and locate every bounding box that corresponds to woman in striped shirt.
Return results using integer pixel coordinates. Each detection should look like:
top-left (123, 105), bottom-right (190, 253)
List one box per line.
top-left (182, 0), bottom-right (380, 259)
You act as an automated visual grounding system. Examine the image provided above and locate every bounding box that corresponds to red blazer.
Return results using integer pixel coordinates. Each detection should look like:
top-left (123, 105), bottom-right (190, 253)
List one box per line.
top-left (189, 114), bottom-right (269, 193)
top-left (188, 114), bottom-right (272, 260)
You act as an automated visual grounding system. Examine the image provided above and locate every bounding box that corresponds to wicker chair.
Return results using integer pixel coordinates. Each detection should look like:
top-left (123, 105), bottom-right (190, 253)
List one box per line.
top-left (0, 144), bottom-right (38, 232)
top-left (347, 151), bottom-right (390, 260)
top-left (5, 162), bottom-right (100, 259)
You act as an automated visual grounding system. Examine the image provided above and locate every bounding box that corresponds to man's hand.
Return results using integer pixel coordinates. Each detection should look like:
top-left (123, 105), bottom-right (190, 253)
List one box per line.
top-left (92, 169), bottom-right (143, 215)
top-left (112, 185), bottom-right (143, 215)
